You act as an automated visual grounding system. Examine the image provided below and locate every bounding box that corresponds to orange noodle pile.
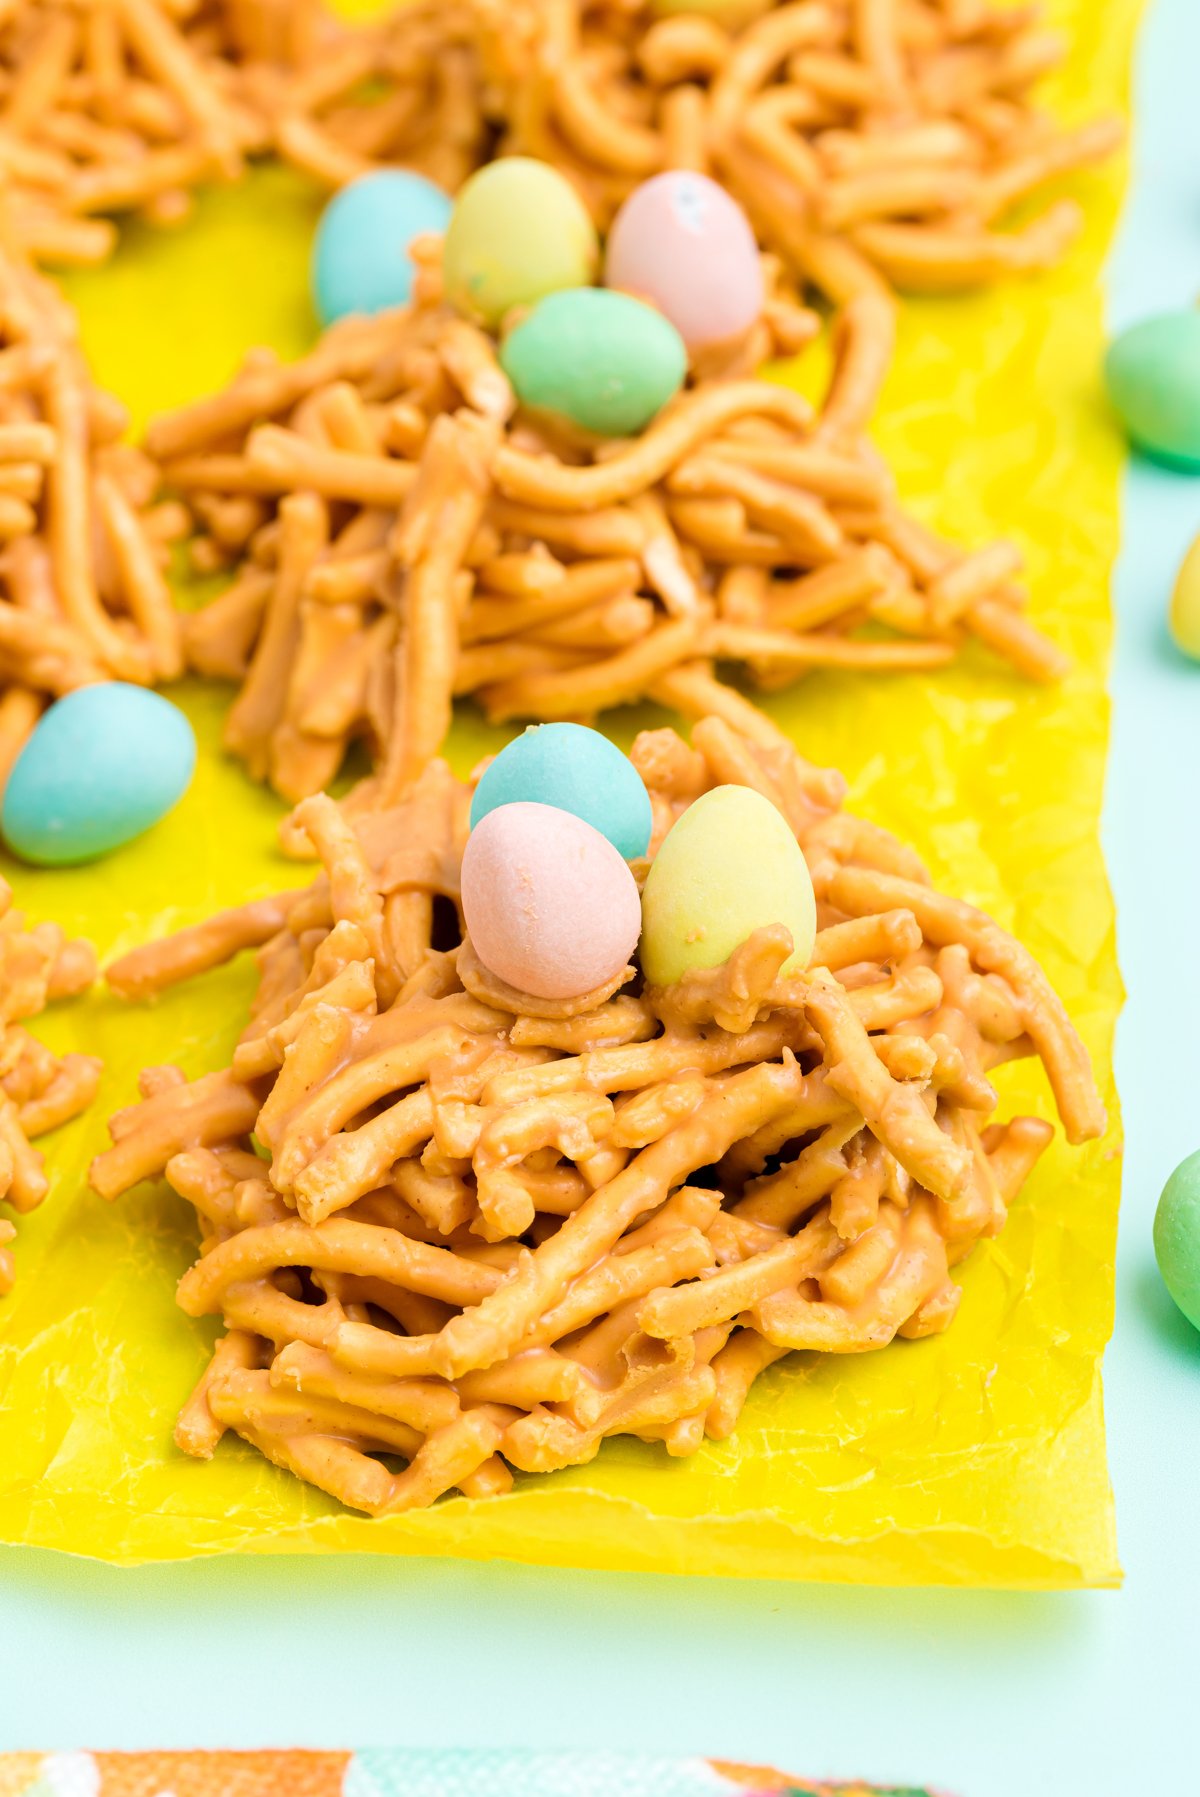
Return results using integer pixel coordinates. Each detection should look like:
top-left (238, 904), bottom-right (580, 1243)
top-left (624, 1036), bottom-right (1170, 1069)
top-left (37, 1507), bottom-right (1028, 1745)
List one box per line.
top-left (0, 881), bottom-right (97, 1296)
top-left (0, 239), bottom-right (188, 801)
top-left (279, 0), bottom-right (1122, 304)
top-left (0, 0), bottom-right (346, 265)
top-left (147, 239), bottom-right (1065, 815)
top-left (471, 0), bottom-right (1123, 300)
top-left (89, 713), bottom-right (1102, 1513)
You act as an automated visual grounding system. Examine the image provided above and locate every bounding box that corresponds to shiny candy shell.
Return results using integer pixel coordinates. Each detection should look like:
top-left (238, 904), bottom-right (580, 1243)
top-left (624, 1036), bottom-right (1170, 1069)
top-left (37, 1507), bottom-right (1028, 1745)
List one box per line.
top-left (470, 723), bottom-right (652, 859)
top-left (311, 170), bottom-right (452, 325)
top-left (442, 159), bottom-right (599, 330)
top-left (639, 785), bottom-right (816, 988)
top-left (1154, 1150), bottom-right (1200, 1333)
top-left (1105, 310), bottom-right (1200, 470)
top-left (1169, 530), bottom-right (1200, 659)
top-left (2, 683), bottom-right (196, 866)
top-left (605, 172), bottom-right (764, 351)
top-left (500, 288), bottom-right (686, 438)
top-left (461, 802), bottom-right (642, 1000)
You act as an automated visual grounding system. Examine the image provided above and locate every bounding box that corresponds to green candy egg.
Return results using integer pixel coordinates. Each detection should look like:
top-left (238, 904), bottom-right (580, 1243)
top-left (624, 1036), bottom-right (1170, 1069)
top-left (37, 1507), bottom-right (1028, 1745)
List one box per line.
top-left (1154, 1149), bottom-right (1200, 1333)
top-left (501, 288), bottom-right (687, 437)
top-left (442, 159), bottom-right (598, 329)
top-left (1105, 310), bottom-right (1200, 470)
top-left (640, 784), bottom-right (816, 988)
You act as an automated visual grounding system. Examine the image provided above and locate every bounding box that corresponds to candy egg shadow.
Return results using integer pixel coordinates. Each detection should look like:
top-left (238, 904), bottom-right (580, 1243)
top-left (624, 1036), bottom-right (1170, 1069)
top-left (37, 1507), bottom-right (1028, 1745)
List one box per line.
top-left (1126, 437), bottom-right (1200, 477)
top-left (1152, 610), bottom-right (1200, 674)
top-left (1131, 1256), bottom-right (1200, 1364)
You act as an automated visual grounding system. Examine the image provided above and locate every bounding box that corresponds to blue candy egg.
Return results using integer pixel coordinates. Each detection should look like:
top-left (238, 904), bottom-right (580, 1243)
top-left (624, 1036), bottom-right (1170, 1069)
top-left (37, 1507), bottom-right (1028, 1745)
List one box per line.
top-left (469, 723), bottom-right (652, 860)
top-left (3, 683), bottom-right (196, 865)
top-left (312, 170), bottom-right (453, 326)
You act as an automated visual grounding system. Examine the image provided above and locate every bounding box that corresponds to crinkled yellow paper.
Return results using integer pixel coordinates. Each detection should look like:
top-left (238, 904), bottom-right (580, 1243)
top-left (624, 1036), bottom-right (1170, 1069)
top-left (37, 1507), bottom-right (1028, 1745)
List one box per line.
top-left (0, 0), bottom-right (1138, 1582)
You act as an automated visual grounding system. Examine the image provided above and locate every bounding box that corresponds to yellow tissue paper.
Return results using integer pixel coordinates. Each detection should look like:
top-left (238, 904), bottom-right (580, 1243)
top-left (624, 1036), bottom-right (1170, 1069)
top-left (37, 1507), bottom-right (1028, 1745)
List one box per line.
top-left (0, 0), bottom-right (1138, 1583)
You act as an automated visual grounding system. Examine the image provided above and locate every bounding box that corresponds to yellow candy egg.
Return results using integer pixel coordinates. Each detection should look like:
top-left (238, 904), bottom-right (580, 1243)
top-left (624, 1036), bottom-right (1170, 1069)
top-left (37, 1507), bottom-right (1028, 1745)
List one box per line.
top-left (1169, 530), bottom-right (1200, 660)
top-left (442, 159), bottom-right (599, 329)
top-left (639, 785), bottom-right (816, 988)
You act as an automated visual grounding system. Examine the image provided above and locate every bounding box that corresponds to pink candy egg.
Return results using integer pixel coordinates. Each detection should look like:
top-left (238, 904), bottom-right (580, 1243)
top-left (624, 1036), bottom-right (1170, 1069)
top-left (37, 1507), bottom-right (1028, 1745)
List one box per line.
top-left (605, 172), bottom-right (764, 351)
top-left (461, 801), bottom-right (642, 1000)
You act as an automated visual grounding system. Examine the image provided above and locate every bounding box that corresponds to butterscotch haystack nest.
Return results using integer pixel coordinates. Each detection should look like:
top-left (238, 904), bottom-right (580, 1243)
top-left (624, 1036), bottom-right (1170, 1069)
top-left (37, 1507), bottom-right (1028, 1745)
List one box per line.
top-left (90, 713), bottom-right (1102, 1514)
top-left (468, 0), bottom-right (1123, 300)
top-left (147, 248), bottom-right (1065, 816)
top-left (0, 880), bottom-right (97, 1295)
top-left (0, 241), bottom-right (190, 797)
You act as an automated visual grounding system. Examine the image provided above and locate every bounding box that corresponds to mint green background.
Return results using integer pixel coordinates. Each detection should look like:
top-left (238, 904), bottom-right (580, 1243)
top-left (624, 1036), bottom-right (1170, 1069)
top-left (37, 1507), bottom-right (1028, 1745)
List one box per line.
top-left (2, 4), bottom-right (1198, 1790)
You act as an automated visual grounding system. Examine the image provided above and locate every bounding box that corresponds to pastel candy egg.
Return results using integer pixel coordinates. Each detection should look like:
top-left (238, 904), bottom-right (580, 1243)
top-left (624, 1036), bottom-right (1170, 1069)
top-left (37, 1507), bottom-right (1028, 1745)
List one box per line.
top-left (312, 170), bottom-right (452, 325)
top-left (461, 801), bottom-right (642, 1000)
top-left (640, 785), bottom-right (816, 988)
top-left (1105, 311), bottom-right (1200, 470)
top-left (500, 288), bottom-right (686, 437)
top-left (2, 684), bottom-right (196, 866)
top-left (605, 172), bottom-right (764, 351)
top-left (470, 723), bottom-right (652, 858)
top-left (1169, 530), bottom-right (1200, 659)
top-left (1154, 1149), bottom-right (1200, 1332)
top-left (442, 159), bottom-right (599, 329)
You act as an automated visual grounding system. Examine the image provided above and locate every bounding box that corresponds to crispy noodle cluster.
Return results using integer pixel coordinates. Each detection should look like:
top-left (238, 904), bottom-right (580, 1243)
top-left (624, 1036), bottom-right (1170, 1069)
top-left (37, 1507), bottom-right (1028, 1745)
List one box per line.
top-left (0, 879), bottom-right (97, 1295)
top-left (0, 0), bottom-right (344, 266)
top-left (266, 0), bottom-right (494, 199)
top-left (149, 248), bottom-right (1065, 817)
top-left (280, 0), bottom-right (1122, 304)
top-left (89, 714), bottom-right (1103, 1515)
top-left (0, 2), bottom-right (1117, 813)
top-left (0, 240), bottom-right (189, 801)
top-left (0, 0), bottom-right (1125, 308)
top-left (475, 0), bottom-right (1123, 299)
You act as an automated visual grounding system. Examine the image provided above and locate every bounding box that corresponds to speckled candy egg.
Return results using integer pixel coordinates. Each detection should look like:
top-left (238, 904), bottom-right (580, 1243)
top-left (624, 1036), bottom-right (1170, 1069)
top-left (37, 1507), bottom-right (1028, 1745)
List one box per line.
top-left (470, 723), bottom-right (652, 859)
top-left (312, 170), bottom-right (452, 325)
top-left (442, 159), bottom-right (599, 329)
top-left (605, 171), bottom-right (764, 351)
top-left (1105, 310), bottom-right (1200, 470)
top-left (1154, 1150), bottom-right (1200, 1333)
top-left (639, 784), bottom-right (816, 988)
top-left (2, 683), bottom-right (196, 865)
top-left (461, 801), bottom-right (642, 1000)
top-left (500, 288), bottom-right (686, 437)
